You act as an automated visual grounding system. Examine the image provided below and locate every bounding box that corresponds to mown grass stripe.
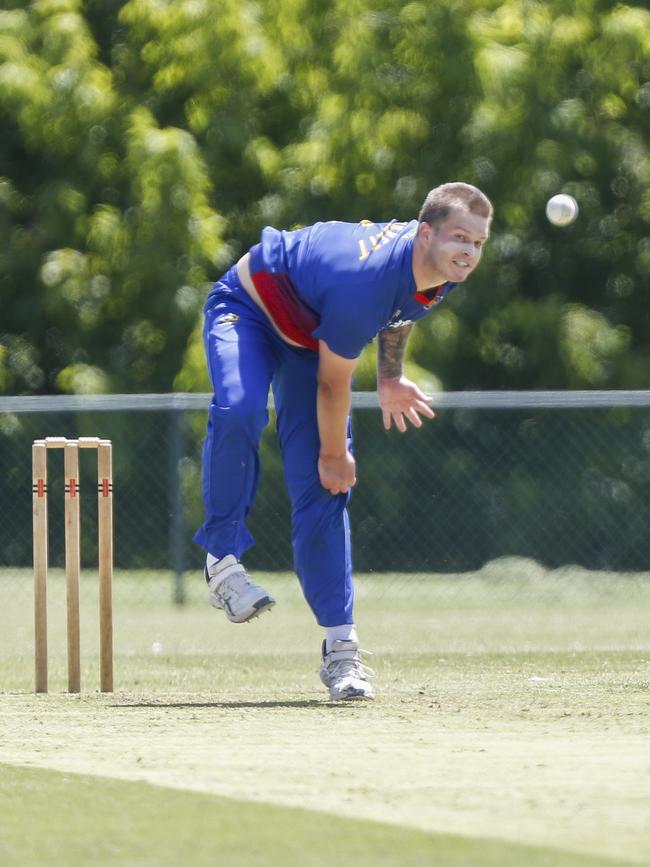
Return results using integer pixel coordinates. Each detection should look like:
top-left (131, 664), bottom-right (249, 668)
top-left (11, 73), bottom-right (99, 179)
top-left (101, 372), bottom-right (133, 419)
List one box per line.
top-left (0, 763), bottom-right (634, 867)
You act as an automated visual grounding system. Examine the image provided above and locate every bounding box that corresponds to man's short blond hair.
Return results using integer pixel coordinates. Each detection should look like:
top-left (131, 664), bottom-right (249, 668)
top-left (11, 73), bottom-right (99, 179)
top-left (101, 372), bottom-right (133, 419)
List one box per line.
top-left (418, 182), bottom-right (493, 226)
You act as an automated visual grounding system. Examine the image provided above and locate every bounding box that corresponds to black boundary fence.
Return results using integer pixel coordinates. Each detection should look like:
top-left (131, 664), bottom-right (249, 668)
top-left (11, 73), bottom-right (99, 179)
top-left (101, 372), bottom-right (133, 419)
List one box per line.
top-left (2, 390), bottom-right (650, 604)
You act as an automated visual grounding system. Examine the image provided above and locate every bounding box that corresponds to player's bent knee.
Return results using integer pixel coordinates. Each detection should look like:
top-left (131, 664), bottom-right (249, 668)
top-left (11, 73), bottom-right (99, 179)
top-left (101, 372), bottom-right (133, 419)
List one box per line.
top-left (210, 400), bottom-right (269, 435)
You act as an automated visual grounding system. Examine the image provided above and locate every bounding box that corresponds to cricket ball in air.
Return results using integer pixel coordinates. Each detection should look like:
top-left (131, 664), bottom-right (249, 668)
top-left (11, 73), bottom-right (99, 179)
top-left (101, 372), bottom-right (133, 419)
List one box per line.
top-left (546, 194), bottom-right (579, 226)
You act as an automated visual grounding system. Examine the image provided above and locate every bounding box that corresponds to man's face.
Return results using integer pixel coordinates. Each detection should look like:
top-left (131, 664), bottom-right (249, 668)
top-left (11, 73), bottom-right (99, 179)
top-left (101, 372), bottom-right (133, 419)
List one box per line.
top-left (419, 208), bottom-right (490, 284)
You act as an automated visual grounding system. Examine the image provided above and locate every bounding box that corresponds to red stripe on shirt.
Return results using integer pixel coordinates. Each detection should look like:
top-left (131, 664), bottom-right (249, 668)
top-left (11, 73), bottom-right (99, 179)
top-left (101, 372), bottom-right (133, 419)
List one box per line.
top-left (250, 269), bottom-right (320, 351)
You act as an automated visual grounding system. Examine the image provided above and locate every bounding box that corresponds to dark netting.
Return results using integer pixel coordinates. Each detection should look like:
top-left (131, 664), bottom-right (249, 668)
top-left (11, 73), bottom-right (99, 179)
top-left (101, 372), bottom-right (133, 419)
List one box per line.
top-left (2, 400), bottom-right (650, 603)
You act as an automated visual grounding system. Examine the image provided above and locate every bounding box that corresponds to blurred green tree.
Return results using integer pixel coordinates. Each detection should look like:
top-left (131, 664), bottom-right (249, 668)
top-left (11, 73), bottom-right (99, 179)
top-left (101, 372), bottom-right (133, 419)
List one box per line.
top-left (1, 0), bottom-right (649, 397)
top-left (240, 0), bottom-right (650, 392)
top-left (0, 0), bottom-right (227, 393)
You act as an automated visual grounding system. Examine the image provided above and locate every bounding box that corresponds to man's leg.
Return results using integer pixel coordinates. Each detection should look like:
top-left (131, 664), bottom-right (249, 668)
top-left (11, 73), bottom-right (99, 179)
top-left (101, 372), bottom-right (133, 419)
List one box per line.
top-left (272, 346), bottom-right (353, 626)
top-left (193, 286), bottom-right (276, 558)
top-left (193, 277), bottom-right (278, 621)
top-left (273, 348), bottom-right (374, 699)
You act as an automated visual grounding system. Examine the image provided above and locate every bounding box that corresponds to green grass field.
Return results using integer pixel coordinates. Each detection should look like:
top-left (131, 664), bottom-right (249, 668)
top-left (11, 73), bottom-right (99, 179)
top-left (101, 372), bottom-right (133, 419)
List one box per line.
top-left (1, 559), bottom-right (649, 866)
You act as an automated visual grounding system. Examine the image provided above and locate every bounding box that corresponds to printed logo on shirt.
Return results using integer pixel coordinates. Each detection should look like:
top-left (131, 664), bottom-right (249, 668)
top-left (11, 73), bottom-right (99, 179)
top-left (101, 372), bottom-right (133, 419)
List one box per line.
top-left (357, 221), bottom-right (409, 261)
top-left (384, 312), bottom-right (413, 330)
top-left (217, 313), bottom-right (239, 325)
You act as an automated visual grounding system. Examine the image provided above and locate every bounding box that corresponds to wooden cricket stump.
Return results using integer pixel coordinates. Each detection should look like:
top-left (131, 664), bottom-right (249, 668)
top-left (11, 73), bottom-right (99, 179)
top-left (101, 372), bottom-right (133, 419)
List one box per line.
top-left (32, 437), bottom-right (114, 694)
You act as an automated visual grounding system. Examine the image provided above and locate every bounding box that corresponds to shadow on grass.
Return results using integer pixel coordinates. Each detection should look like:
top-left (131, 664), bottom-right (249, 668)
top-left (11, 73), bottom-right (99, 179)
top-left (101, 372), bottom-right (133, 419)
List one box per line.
top-left (110, 699), bottom-right (343, 709)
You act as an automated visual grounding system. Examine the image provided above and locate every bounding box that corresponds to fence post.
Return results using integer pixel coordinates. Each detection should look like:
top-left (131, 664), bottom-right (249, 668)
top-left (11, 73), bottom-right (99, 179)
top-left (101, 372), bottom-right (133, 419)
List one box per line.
top-left (168, 410), bottom-right (186, 605)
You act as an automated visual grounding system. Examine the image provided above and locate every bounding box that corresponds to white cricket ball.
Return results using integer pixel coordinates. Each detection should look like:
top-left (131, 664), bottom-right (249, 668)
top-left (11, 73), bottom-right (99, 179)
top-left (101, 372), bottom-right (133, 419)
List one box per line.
top-left (546, 194), bottom-right (579, 226)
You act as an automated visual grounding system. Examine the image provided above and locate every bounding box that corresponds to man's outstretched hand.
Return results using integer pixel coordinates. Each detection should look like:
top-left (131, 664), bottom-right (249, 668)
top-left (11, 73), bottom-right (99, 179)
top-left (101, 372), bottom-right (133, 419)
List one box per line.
top-left (378, 376), bottom-right (435, 432)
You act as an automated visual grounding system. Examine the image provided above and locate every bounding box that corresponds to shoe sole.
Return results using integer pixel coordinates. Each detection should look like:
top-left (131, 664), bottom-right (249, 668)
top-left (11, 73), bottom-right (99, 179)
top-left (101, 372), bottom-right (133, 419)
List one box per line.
top-left (224, 597), bottom-right (276, 623)
top-left (330, 691), bottom-right (374, 701)
top-left (322, 676), bottom-right (374, 701)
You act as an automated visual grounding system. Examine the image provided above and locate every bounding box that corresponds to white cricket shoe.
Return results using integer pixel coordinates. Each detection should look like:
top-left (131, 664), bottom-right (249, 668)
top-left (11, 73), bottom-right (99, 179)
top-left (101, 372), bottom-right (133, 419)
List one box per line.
top-left (206, 555), bottom-right (275, 623)
top-left (320, 639), bottom-right (375, 701)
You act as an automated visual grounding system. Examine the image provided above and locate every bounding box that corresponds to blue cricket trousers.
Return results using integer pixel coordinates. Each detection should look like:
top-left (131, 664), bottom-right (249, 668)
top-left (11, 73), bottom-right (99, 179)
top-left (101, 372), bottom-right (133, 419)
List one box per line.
top-left (193, 266), bottom-right (354, 627)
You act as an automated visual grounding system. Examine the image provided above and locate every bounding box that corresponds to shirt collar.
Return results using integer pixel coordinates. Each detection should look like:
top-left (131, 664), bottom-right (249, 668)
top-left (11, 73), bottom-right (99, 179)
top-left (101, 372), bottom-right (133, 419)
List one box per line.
top-left (413, 282), bottom-right (455, 307)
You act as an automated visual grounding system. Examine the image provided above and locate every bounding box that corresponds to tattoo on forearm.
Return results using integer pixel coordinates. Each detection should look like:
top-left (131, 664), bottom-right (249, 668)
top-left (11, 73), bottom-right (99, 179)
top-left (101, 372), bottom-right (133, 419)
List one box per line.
top-left (378, 324), bottom-right (413, 379)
